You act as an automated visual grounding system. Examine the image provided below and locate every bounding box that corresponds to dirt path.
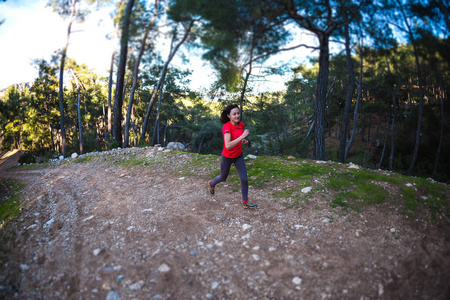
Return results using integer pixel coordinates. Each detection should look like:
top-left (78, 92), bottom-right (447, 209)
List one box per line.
top-left (1, 147), bottom-right (449, 299)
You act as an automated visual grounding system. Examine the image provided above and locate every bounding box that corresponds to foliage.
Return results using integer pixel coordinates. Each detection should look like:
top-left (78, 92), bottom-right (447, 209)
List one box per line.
top-left (18, 152), bottom-right (36, 165)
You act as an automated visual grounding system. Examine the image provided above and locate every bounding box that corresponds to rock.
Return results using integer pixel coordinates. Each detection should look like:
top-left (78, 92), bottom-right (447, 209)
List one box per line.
top-left (378, 283), bottom-right (384, 296)
top-left (71, 153), bottom-right (78, 159)
top-left (106, 290), bottom-right (120, 300)
top-left (46, 218), bottom-right (54, 226)
top-left (167, 142), bottom-right (185, 151)
top-left (129, 280), bottom-right (144, 290)
top-left (301, 187), bottom-right (312, 193)
top-left (59, 155), bottom-right (64, 160)
top-left (243, 224), bottom-right (252, 231)
top-left (245, 154), bottom-right (257, 160)
top-left (82, 215), bottom-right (94, 222)
top-left (287, 156), bottom-right (296, 160)
top-left (348, 162), bottom-right (359, 169)
top-left (158, 263), bottom-right (170, 273)
top-left (93, 249), bottom-right (102, 256)
top-left (292, 277), bottom-right (302, 285)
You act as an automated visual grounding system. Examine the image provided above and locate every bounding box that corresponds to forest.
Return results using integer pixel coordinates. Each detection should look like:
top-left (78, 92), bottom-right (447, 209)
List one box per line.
top-left (0, 0), bottom-right (449, 183)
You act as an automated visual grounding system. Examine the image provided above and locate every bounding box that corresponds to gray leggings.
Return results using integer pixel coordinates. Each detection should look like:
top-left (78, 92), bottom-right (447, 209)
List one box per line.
top-left (211, 154), bottom-right (248, 201)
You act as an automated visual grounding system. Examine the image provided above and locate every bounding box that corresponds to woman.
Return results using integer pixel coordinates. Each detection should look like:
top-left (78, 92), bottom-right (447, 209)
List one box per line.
top-left (209, 104), bottom-right (257, 209)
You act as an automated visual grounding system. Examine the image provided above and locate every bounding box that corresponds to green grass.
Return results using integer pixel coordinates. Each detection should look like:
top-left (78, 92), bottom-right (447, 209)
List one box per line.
top-left (246, 157), bottom-right (328, 187)
top-left (328, 171), bottom-right (388, 212)
top-left (0, 179), bottom-right (25, 228)
top-left (399, 177), bottom-right (449, 221)
top-left (73, 155), bottom-right (96, 164)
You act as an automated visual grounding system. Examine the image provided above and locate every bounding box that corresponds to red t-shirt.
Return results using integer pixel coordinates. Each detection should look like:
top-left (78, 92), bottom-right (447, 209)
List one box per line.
top-left (222, 121), bottom-right (245, 158)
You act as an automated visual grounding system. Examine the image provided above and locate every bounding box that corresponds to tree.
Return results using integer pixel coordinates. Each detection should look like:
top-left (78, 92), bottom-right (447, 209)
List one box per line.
top-left (280, 0), bottom-right (369, 160)
top-left (48, 0), bottom-right (91, 157)
top-left (123, 0), bottom-right (162, 148)
top-left (139, 19), bottom-right (196, 145)
top-left (384, 0), bottom-right (427, 174)
top-left (169, 0), bottom-right (292, 118)
top-left (112, 0), bottom-right (135, 147)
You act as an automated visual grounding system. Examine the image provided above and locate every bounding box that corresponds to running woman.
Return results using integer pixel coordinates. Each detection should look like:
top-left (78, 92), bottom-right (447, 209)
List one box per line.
top-left (209, 104), bottom-right (257, 209)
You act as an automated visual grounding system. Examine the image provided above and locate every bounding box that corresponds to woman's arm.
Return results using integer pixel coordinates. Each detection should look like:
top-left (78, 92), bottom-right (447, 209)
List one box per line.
top-left (224, 129), bottom-right (250, 150)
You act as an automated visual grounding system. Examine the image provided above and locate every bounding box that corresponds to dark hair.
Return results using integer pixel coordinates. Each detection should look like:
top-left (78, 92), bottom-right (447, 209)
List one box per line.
top-left (220, 104), bottom-right (239, 124)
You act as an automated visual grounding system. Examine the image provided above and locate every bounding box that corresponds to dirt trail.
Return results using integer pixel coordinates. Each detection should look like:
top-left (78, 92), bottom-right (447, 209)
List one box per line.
top-left (0, 147), bottom-right (449, 299)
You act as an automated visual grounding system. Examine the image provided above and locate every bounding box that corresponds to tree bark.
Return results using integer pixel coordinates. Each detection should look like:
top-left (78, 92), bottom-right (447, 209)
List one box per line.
top-left (152, 78), bottom-right (165, 146)
top-left (344, 45), bottom-right (363, 161)
top-left (339, 20), bottom-right (355, 163)
top-left (314, 32), bottom-right (329, 160)
top-left (433, 63), bottom-right (445, 176)
top-left (113, 0), bottom-right (135, 148)
top-left (58, 0), bottom-right (77, 158)
top-left (378, 116), bottom-right (390, 169)
top-left (405, 36), bottom-right (425, 174)
top-left (124, 0), bottom-right (160, 147)
top-left (107, 22), bottom-right (119, 148)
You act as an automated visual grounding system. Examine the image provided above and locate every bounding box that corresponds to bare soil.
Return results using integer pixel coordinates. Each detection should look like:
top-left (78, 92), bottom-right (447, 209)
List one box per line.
top-left (0, 147), bottom-right (449, 300)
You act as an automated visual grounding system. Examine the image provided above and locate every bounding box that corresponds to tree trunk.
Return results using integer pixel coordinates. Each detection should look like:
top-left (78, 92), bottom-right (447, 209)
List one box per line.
top-left (433, 63), bottom-right (445, 176)
top-left (366, 114), bottom-right (383, 167)
top-left (407, 42), bottom-right (425, 174)
top-left (388, 94), bottom-right (397, 171)
top-left (344, 45), bottom-right (364, 161)
top-left (107, 22), bottom-right (119, 148)
top-left (239, 43), bottom-right (254, 121)
top-left (152, 79), bottom-right (165, 146)
top-left (378, 116), bottom-right (390, 169)
top-left (139, 20), bottom-right (195, 145)
top-left (314, 32), bottom-right (329, 160)
top-left (112, 0), bottom-right (135, 148)
top-left (338, 19), bottom-right (355, 163)
top-left (124, 0), bottom-right (160, 147)
top-left (58, 0), bottom-right (77, 158)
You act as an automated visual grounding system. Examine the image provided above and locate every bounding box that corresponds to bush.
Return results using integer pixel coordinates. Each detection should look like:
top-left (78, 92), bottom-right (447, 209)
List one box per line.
top-left (18, 152), bottom-right (36, 164)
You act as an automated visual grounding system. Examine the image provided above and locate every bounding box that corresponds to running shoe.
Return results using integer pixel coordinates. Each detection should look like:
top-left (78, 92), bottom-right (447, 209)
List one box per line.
top-left (209, 182), bottom-right (215, 195)
top-left (243, 202), bottom-right (257, 209)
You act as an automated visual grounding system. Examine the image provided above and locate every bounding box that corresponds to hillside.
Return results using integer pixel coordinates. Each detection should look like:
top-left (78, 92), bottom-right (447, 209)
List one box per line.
top-left (0, 147), bottom-right (449, 299)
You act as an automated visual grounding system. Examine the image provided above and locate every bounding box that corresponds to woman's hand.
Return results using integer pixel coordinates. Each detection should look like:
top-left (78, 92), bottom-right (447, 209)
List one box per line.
top-left (242, 139), bottom-right (249, 145)
top-left (242, 129), bottom-right (250, 138)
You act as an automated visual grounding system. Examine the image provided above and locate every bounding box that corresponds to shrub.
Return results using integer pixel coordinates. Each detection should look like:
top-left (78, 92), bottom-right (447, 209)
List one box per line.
top-left (18, 152), bottom-right (35, 164)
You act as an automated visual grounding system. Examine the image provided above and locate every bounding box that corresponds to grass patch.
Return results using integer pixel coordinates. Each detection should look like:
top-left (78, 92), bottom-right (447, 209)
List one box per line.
top-left (0, 179), bottom-right (25, 229)
top-left (399, 178), bottom-right (450, 221)
top-left (328, 171), bottom-right (389, 212)
top-left (73, 155), bottom-right (96, 164)
top-left (246, 157), bottom-right (328, 187)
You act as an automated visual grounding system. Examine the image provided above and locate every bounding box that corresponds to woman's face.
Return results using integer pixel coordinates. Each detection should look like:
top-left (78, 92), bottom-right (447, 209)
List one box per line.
top-left (228, 107), bottom-right (241, 124)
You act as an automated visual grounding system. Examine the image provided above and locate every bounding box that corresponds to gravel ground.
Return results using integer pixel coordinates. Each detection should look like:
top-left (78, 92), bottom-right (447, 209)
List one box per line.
top-left (0, 147), bottom-right (449, 299)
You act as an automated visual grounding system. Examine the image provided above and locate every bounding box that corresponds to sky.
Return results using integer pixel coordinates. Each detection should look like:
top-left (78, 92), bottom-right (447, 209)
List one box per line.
top-left (0, 0), bottom-right (316, 93)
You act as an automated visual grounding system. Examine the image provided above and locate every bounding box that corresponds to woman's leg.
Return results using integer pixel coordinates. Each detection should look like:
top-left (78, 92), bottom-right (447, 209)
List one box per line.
top-left (234, 154), bottom-right (248, 201)
top-left (211, 155), bottom-right (233, 186)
